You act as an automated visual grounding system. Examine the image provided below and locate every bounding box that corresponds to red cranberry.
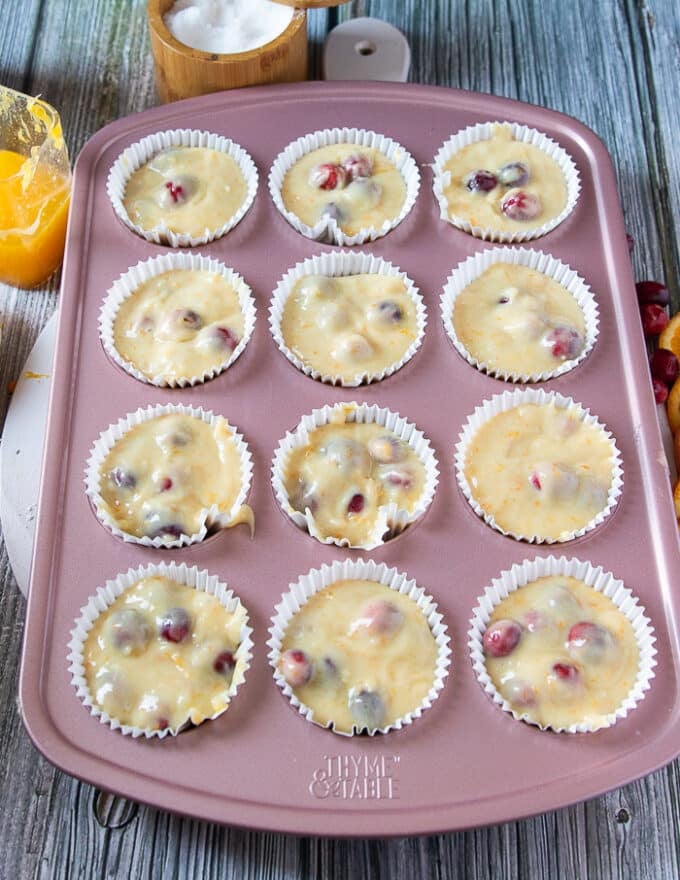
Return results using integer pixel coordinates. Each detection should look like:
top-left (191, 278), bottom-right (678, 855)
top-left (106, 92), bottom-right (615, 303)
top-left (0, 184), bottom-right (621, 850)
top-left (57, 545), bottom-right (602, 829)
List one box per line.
top-left (523, 609), bottom-right (552, 634)
top-left (501, 190), bottom-right (542, 221)
top-left (497, 161), bottom-right (530, 187)
top-left (636, 280), bottom-right (669, 306)
top-left (650, 348), bottom-right (679, 385)
top-left (566, 621), bottom-right (615, 664)
top-left (309, 163), bottom-right (348, 190)
top-left (159, 477), bottom-right (173, 492)
top-left (483, 619), bottom-right (522, 657)
top-left (347, 493), bottom-right (365, 514)
top-left (108, 609), bottom-right (151, 656)
top-left (156, 717), bottom-right (170, 731)
top-left (543, 325), bottom-right (584, 360)
top-left (159, 607), bottom-right (191, 643)
top-left (465, 169), bottom-right (498, 192)
top-left (552, 662), bottom-right (580, 682)
top-left (653, 377), bottom-right (669, 404)
top-left (383, 467), bottom-right (414, 489)
top-left (164, 180), bottom-right (184, 203)
top-left (109, 467), bottom-right (136, 489)
top-left (530, 472), bottom-right (542, 490)
top-left (214, 650), bottom-right (236, 676)
top-left (376, 300), bottom-right (404, 322)
top-left (356, 600), bottom-right (403, 637)
top-left (280, 649), bottom-right (313, 688)
top-left (211, 326), bottom-right (239, 350)
top-left (503, 678), bottom-right (536, 707)
top-left (342, 153), bottom-right (373, 179)
top-left (641, 303), bottom-right (669, 336)
top-left (173, 308), bottom-right (202, 330)
top-left (348, 688), bottom-right (385, 730)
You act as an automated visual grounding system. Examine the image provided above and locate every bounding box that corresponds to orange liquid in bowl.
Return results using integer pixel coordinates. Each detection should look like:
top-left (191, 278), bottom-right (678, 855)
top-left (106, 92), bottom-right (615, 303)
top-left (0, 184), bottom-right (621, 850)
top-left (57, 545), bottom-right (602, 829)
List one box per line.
top-left (0, 148), bottom-right (70, 288)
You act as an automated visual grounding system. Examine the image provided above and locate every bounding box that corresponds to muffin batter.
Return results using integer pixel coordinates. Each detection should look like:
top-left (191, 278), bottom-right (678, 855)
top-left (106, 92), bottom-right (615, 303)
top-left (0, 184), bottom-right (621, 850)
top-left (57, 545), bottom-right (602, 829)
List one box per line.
top-left (452, 263), bottom-right (586, 376)
top-left (123, 147), bottom-right (248, 238)
top-left (84, 575), bottom-right (247, 732)
top-left (482, 575), bottom-right (639, 729)
top-left (279, 579), bottom-right (438, 733)
top-left (280, 273), bottom-right (419, 382)
top-left (113, 269), bottom-right (245, 383)
top-left (442, 124), bottom-right (568, 233)
top-left (463, 403), bottom-right (614, 540)
top-left (281, 145), bottom-right (406, 236)
top-left (98, 413), bottom-right (245, 540)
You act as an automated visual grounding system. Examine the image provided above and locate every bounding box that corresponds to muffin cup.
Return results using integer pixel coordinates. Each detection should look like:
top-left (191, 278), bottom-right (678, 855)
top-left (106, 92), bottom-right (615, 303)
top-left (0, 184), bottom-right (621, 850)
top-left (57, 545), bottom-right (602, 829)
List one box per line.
top-left (468, 555), bottom-right (657, 733)
top-left (67, 560), bottom-right (253, 739)
top-left (267, 557), bottom-right (451, 736)
top-left (99, 252), bottom-right (256, 387)
top-left (268, 127), bottom-right (420, 246)
top-left (440, 246), bottom-right (599, 382)
top-left (85, 403), bottom-right (253, 548)
top-left (269, 250), bottom-right (426, 386)
top-left (432, 120), bottom-right (580, 242)
top-left (454, 387), bottom-right (623, 543)
top-left (106, 128), bottom-right (258, 247)
top-left (272, 401), bottom-right (439, 550)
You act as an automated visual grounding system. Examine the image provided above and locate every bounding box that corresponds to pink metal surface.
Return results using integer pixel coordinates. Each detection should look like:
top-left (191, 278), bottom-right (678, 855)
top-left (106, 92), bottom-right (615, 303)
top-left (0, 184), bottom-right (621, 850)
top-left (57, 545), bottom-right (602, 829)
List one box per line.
top-left (18, 81), bottom-right (680, 836)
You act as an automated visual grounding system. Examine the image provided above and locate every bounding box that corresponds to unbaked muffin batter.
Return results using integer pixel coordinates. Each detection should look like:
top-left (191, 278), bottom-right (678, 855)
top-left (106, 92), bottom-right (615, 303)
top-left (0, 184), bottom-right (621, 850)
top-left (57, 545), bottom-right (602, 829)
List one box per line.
top-left (123, 147), bottom-right (248, 238)
top-left (463, 403), bottom-right (614, 540)
top-left (452, 263), bottom-right (586, 375)
top-left (84, 575), bottom-right (247, 732)
top-left (113, 269), bottom-right (245, 382)
top-left (279, 579), bottom-right (438, 733)
top-left (281, 273), bottom-right (418, 382)
top-left (482, 575), bottom-right (639, 729)
top-left (98, 413), bottom-right (245, 540)
top-left (284, 420), bottom-right (426, 545)
top-left (442, 125), bottom-right (567, 233)
top-left (281, 146), bottom-right (406, 236)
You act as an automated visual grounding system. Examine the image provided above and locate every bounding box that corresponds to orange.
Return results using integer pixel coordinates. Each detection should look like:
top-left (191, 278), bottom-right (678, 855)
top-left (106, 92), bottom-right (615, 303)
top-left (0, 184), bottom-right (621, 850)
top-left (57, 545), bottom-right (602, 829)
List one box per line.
top-left (659, 312), bottom-right (680, 360)
top-left (668, 376), bottom-right (680, 434)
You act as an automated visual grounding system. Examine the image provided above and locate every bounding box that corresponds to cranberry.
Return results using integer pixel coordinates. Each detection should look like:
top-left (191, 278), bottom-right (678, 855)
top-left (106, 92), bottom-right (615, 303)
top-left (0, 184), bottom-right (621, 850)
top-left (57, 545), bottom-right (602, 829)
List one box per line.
top-left (109, 467), bottom-right (136, 489)
top-left (501, 190), bottom-right (542, 221)
top-left (342, 153), bottom-right (373, 179)
top-left (108, 608), bottom-right (151, 656)
top-left (626, 233), bottom-right (635, 253)
top-left (653, 378), bottom-right (669, 404)
top-left (367, 435), bottom-right (405, 464)
top-left (309, 163), bottom-right (348, 190)
top-left (650, 348), bottom-right (679, 385)
top-left (383, 467), bottom-right (414, 489)
top-left (280, 649), bottom-right (313, 688)
top-left (356, 600), bottom-right (403, 637)
top-left (322, 438), bottom-right (370, 475)
top-left (636, 280), bottom-right (669, 306)
top-left (523, 609), bottom-right (553, 634)
top-left (502, 678), bottom-right (536, 707)
top-left (213, 326), bottom-right (239, 350)
top-left (483, 619), bottom-right (522, 657)
top-left (545, 584), bottom-right (581, 616)
top-left (530, 472), bottom-right (542, 490)
top-left (156, 717), bottom-right (170, 731)
top-left (159, 476), bottom-right (173, 492)
top-left (164, 180), bottom-right (184, 203)
top-left (173, 308), bottom-right (202, 330)
top-left (566, 621), bottom-right (615, 664)
top-left (542, 325), bottom-right (584, 360)
top-left (159, 607), bottom-right (191, 643)
top-left (551, 662), bottom-right (580, 683)
top-left (214, 650), bottom-right (236, 677)
top-left (321, 202), bottom-right (345, 223)
top-left (641, 303), bottom-right (669, 336)
top-left (376, 300), bottom-right (404, 322)
top-left (334, 333), bottom-right (373, 361)
top-left (464, 169), bottom-right (497, 192)
top-left (347, 493), bottom-right (365, 514)
top-left (497, 161), bottom-right (530, 187)
top-left (348, 688), bottom-right (385, 730)
top-left (134, 314), bottom-right (154, 333)
top-left (529, 462), bottom-right (578, 500)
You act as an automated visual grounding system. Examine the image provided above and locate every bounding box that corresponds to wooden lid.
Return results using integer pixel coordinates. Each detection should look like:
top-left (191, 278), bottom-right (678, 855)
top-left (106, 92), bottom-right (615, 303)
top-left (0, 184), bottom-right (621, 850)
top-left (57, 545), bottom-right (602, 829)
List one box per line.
top-left (271, 0), bottom-right (348, 7)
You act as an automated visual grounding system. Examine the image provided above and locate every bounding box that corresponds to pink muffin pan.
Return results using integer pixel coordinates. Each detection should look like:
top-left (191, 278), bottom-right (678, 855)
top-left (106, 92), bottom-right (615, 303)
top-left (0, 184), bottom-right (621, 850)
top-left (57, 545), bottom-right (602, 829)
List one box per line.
top-left (19, 81), bottom-right (680, 836)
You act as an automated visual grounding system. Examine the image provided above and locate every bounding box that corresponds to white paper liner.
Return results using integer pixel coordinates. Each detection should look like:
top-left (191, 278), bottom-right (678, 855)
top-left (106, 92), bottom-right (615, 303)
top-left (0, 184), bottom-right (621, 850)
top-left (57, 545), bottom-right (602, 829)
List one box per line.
top-left (85, 403), bottom-right (253, 548)
top-left (272, 401), bottom-right (439, 550)
top-left (106, 129), bottom-right (258, 247)
top-left (99, 252), bottom-right (257, 388)
top-left (267, 558), bottom-right (451, 736)
top-left (268, 127), bottom-right (420, 246)
top-left (454, 388), bottom-right (623, 543)
top-left (269, 251), bottom-right (426, 386)
top-left (432, 121), bottom-right (581, 243)
top-left (440, 247), bottom-right (599, 383)
top-left (67, 561), bottom-right (253, 739)
top-left (468, 555), bottom-right (657, 733)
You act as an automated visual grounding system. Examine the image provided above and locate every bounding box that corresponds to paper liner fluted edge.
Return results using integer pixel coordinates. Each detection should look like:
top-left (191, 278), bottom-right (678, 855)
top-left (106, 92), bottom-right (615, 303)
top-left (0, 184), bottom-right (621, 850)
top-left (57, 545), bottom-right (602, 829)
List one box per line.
top-left (271, 401), bottom-right (439, 550)
top-left (267, 558), bottom-right (451, 736)
top-left (268, 127), bottom-right (420, 246)
top-left (269, 251), bottom-right (426, 386)
top-left (454, 388), bottom-right (623, 543)
top-left (440, 246), bottom-right (599, 383)
top-left (432, 120), bottom-right (581, 243)
top-left (67, 561), bottom-right (253, 739)
top-left (467, 555), bottom-right (657, 733)
top-left (99, 252), bottom-right (257, 387)
top-left (106, 129), bottom-right (258, 247)
top-left (84, 403), bottom-right (253, 548)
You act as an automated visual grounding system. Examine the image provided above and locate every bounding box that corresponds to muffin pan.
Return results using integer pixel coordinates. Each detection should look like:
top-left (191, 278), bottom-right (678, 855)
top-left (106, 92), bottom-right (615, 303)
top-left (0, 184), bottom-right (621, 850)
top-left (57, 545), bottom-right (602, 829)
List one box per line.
top-left (19, 82), bottom-right (680, 836)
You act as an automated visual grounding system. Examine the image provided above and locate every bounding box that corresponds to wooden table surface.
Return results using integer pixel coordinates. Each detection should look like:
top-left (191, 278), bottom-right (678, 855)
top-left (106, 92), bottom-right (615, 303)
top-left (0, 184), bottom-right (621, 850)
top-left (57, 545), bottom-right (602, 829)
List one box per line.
top-left (1, 1), bottom-right (679, 876)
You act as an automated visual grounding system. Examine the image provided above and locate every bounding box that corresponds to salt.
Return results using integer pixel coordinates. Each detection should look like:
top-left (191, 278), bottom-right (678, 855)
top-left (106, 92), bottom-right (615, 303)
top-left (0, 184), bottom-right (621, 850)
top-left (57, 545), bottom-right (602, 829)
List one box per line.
top-left (164, 0), bottom-right (294, 55)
